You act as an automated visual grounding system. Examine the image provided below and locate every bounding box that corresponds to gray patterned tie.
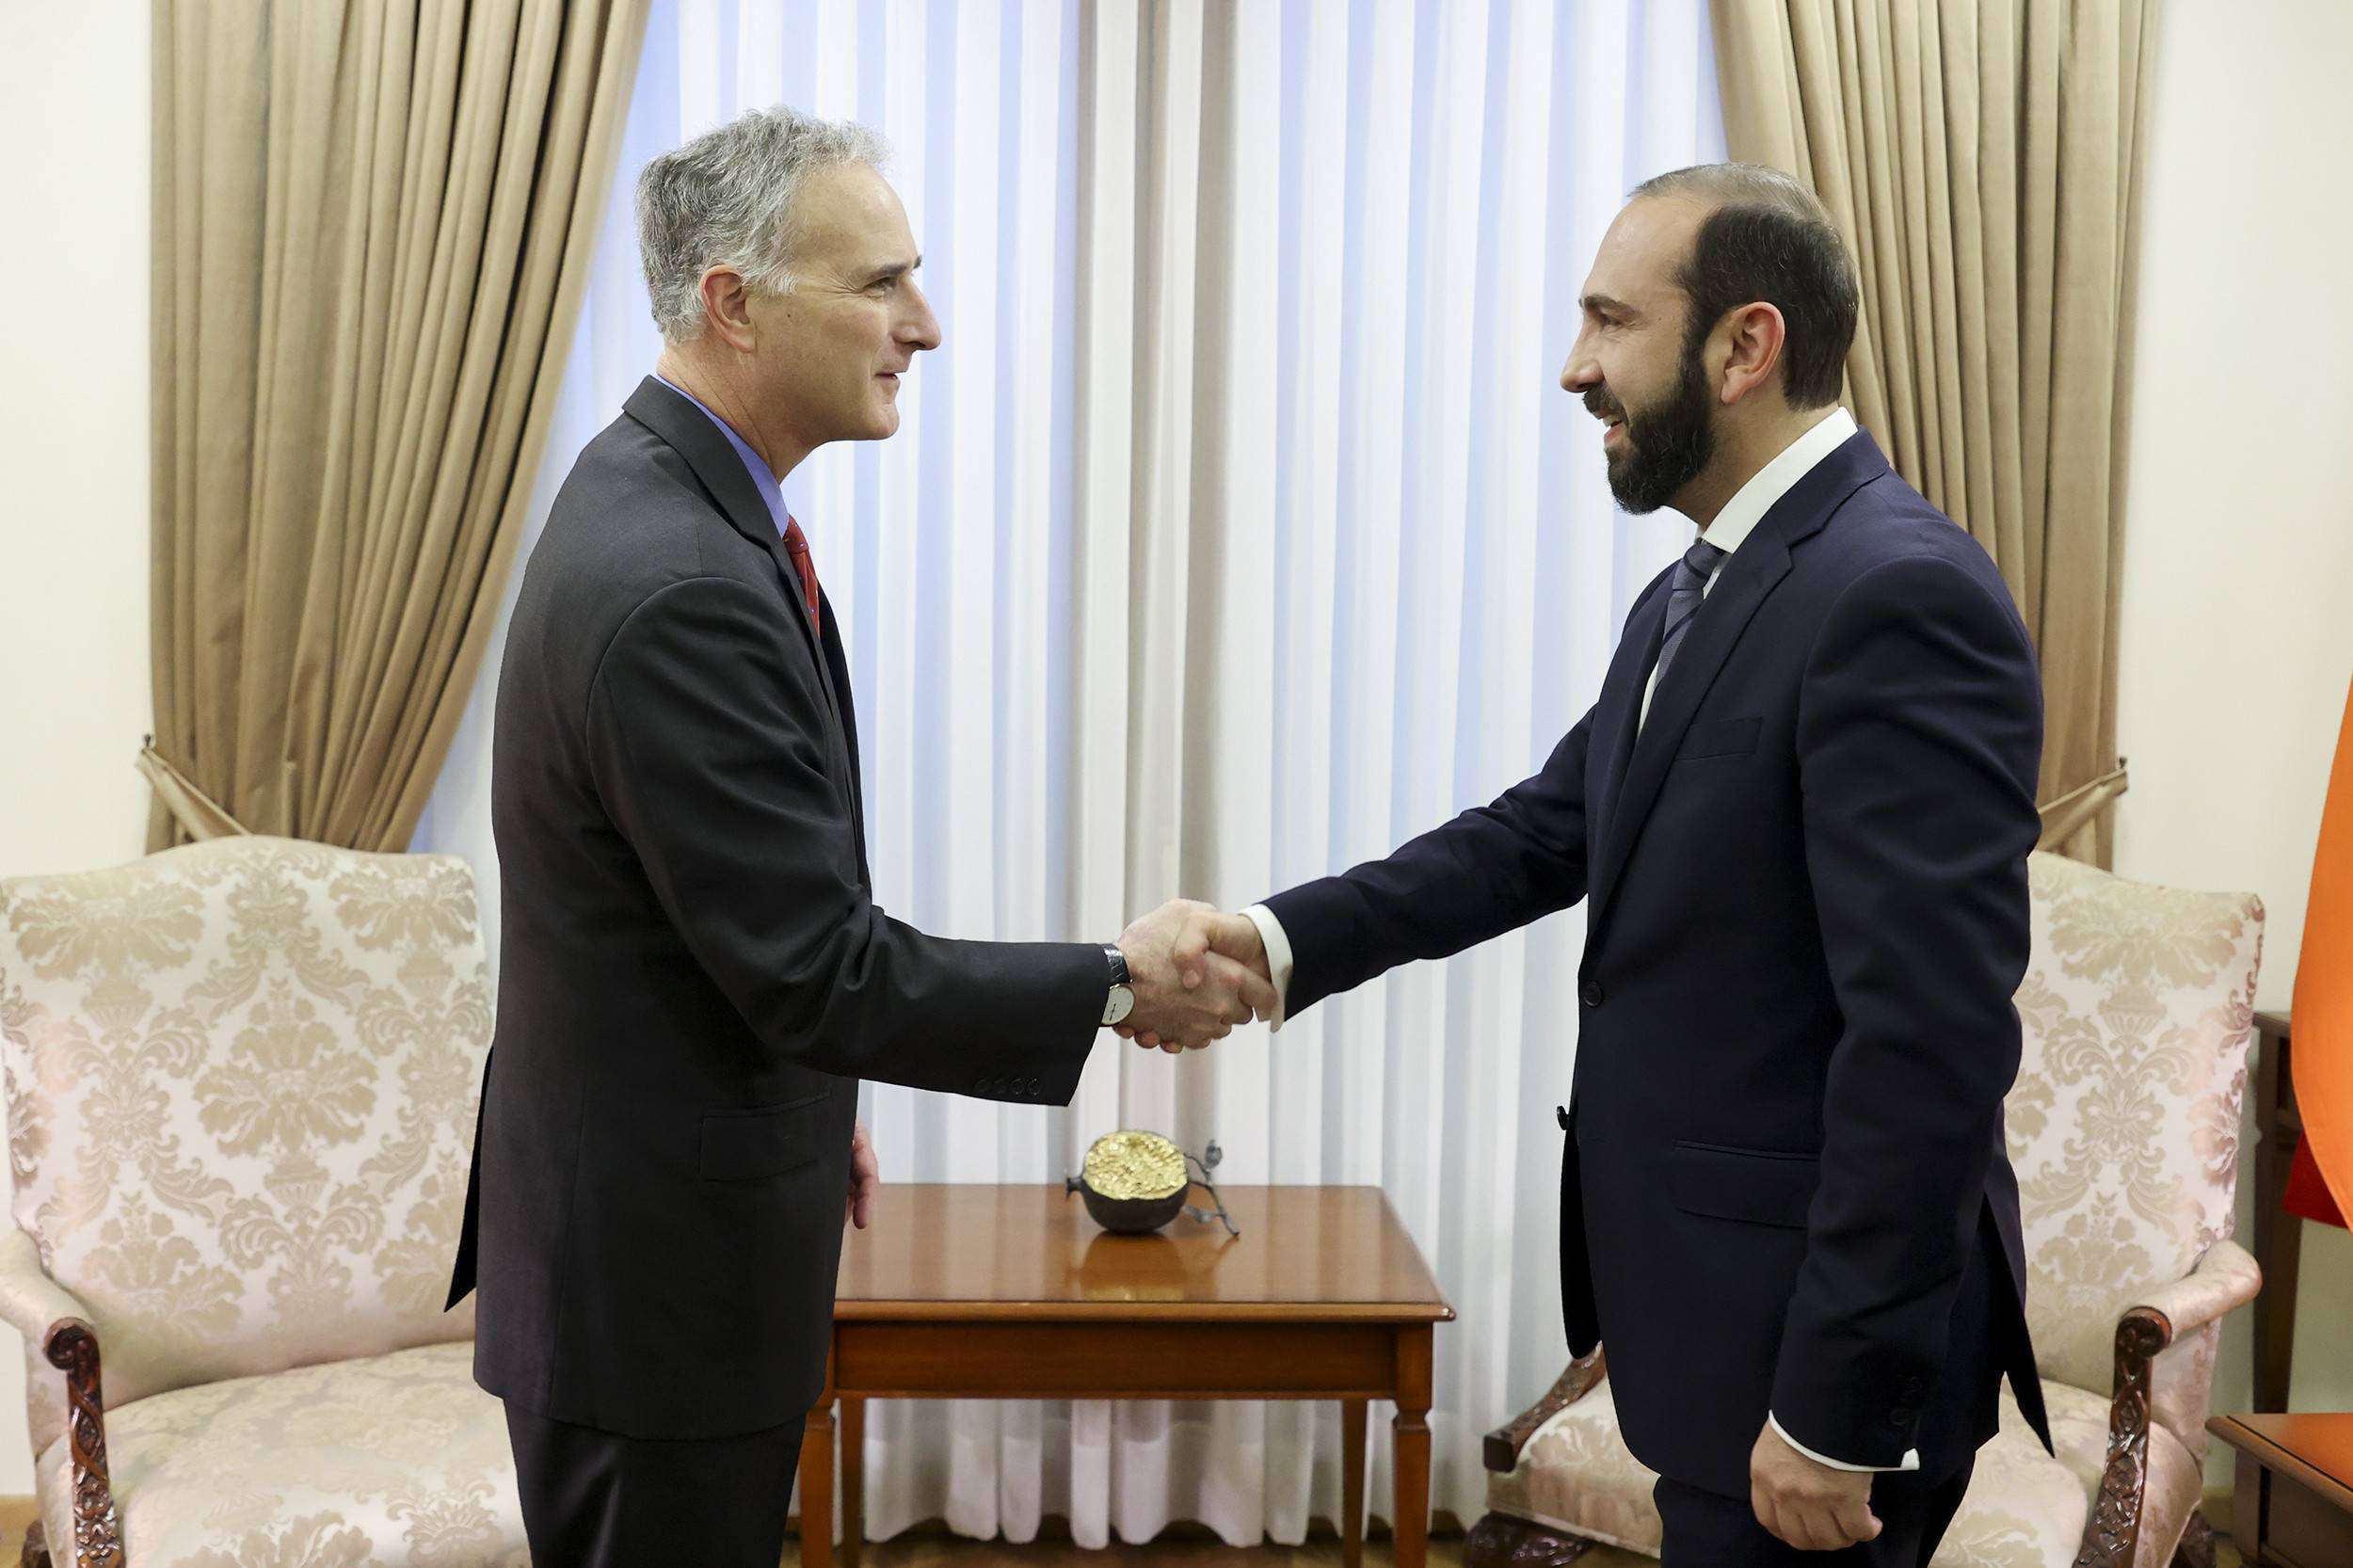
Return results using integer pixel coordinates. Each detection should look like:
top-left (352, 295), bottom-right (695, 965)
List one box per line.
top-left (1651, 536), bottom-right (1729, 699)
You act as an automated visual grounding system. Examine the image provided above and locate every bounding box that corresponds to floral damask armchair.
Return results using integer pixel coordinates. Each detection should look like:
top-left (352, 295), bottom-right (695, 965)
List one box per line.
top-left (0, 836), bottom-right (527, 1567)
top-left (1470, 852), bottom-right (2267, 1568)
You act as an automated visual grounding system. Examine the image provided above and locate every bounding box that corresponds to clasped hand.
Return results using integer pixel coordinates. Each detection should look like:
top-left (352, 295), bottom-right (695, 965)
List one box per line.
top-left (1112, 901), bottom-right (1277, 1053)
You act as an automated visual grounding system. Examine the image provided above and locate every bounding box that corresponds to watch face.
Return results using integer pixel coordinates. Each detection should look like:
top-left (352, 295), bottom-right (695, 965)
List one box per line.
top-left (1105, 984), bottom-right (1135, 1025)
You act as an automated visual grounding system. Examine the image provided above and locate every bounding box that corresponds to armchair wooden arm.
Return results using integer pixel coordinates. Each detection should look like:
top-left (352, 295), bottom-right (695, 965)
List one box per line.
top-left (1482, 1347), bottom-right (1607, 1474)
top-left (0, 1231), bottom-right (120, 1568)
top-left (2072, 1307), bottom-right (2174, 1568)
top-left (35, 1319), bottom-right (122, 1568)
top-left (2071, 1240), bottom-right (2264, 1568)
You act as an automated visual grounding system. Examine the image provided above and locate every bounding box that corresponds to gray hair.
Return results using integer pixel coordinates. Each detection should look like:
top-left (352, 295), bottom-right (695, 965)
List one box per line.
top-left (635, 104), bottom-right (889, 342)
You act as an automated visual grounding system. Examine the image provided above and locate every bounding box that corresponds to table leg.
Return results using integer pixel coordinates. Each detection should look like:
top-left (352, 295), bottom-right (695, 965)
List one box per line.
top-left (2231, 1449), bottom-right (2263, 1560)
top-left (840, 1398), bottom-right (865, 1568)
top-left (2251, 1023), bottom-right (2301, 1411)
top-left (800, 1400), bottom-right (835, 1568)
top-left (1393, 1327), bottom-right (1433, 1568)
top-left (2254, 1197), bottom-right (2305, 1412)
top-left (1341, 1399), bottom-right (1368, 1568)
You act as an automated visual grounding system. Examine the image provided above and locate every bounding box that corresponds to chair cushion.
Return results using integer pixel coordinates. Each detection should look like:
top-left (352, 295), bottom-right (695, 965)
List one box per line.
top-left (1945, 1380), bottom-right (2202, 1568)
top-left (1484, 1375), bottom-right (2202, 1567)
top-left (0, 836), bottom-right (488, 1448)
top-left (37, 1340), bottom-right (525, 1568)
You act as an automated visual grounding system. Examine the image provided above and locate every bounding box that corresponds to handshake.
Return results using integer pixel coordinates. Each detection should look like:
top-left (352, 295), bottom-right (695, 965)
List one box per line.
top-left (1110, 900), bottom-right (1282, 1054)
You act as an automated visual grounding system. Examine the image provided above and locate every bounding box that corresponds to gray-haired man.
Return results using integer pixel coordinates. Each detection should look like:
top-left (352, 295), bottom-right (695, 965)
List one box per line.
top-left (442, 105), bottom-right (1272, 1565)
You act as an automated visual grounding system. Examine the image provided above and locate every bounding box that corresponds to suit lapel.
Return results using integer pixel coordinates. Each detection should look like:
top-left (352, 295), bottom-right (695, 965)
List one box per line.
top-left (621, 377), bottom-right (867, 851)
top-left (622, 377), bottom-right (840, 727)
top-left (799, 584), bottom-right (848, 729)
top-left (1586, 431), bottom-right (1889, 937)
top-left (1589, 583), bottom-right (1670, 865)
top-left (818, 594), bottom-right (869, 880)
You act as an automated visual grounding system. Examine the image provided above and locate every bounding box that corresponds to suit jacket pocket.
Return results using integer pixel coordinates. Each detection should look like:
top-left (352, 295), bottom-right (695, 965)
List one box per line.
top-left (699, 1092), bottom-right (829, 1181)
top-left (1673, 715), bottom-right (1762, 762)
top-left (1669, 1140), bottom-right (1818, 1229)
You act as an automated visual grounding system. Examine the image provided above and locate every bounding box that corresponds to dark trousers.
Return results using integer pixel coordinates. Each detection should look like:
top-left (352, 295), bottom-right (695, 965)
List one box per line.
top-left (504, 1401), bottom-right (806, 1568)
top-left (1655, 1460), bottom-right (1974, 1568)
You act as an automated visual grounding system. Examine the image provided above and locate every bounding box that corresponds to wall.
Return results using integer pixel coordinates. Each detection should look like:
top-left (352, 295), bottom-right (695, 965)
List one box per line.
top-left (0, 0), bottom-right (156, 1497)
top-left (2111, 0), bottom-right (2353, 1474)
top-left (2, 0), bottom-right (2350, 1511)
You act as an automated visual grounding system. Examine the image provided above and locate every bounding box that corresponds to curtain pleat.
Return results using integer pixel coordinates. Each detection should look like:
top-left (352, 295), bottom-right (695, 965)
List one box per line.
top-left (148, 0), bottom-right (650, 851)
top-left (1707, 0), bottom-right (2158, 863)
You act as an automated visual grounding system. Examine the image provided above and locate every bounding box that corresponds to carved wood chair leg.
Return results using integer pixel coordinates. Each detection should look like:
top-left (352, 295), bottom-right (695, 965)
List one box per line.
top-left (2170, 1508), bottom-right (2217, 1568)
top-left (1465, 1511), bottom-right (1594, 1568)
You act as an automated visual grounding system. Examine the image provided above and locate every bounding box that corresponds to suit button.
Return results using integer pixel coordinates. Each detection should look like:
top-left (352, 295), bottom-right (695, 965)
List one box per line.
top-left (1026, 1076), bottom-right (1041, 1095)
top-left (1579, 980), bottom-right (1605, 1008)
top-left (1890, 1407), bottom-right (1916, 1428)
top-left (978, 1076), bottom-right (996, 1095)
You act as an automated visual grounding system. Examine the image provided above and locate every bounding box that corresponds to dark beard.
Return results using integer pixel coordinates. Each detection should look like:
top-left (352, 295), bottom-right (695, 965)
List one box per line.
top-left (1602, 335), bottom-right (1715, 515)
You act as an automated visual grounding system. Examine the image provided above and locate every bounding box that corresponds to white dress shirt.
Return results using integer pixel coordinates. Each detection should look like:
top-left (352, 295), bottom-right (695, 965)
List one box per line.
top-left (1635, 407), bottom-right (1856, 728)
top-left (1242, 407), bottom-right (1912, 1474)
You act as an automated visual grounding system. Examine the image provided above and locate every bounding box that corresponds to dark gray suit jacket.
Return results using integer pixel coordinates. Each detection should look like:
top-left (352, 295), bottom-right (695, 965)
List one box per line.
top-left (445, 376), bottom-right (1108, 1438)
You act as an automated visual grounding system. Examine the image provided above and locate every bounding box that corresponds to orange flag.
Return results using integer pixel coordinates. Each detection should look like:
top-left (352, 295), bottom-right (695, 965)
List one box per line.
top-left (2292, 677), bottom-right (2353, 1224)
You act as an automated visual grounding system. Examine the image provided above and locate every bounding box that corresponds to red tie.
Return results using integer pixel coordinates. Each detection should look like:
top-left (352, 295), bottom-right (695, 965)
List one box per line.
top-left (781, 515), bottom-right (822, 627)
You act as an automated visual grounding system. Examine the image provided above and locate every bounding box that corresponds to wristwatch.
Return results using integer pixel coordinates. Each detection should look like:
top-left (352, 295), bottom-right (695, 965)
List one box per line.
top-left (1100, 944), bottom-right (1135, 1027)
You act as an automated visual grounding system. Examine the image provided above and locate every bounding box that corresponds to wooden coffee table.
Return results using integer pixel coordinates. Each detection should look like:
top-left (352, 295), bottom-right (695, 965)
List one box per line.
top-left (2209, 1412), bottom-right (2353, 1565)
top-left (796, 1183), bottom-right (1454, 1568)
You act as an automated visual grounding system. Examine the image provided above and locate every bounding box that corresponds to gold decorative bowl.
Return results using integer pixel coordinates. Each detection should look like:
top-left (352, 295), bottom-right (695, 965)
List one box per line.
top-left (1064, 1130), bottom-right (1238, 1237)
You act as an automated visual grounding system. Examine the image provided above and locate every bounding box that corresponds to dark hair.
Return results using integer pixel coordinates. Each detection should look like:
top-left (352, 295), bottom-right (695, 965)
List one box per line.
top-left (1629, 163), bottom-right (1859, 408)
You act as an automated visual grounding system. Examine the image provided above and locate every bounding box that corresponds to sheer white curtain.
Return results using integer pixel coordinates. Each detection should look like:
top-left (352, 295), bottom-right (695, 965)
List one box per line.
top-left (411, 0), bottom-right (1723, 1544)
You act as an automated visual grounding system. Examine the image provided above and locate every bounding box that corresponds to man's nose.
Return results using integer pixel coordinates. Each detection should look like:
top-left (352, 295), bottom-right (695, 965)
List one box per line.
top-left (1561, 338), bottom-right (1601, 392)
top-left (902, 280), bottom-right (942, 352)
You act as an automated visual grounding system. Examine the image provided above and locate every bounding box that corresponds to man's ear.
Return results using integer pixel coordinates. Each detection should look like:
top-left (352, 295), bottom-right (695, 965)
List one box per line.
top-left (698, 266), bottom-right (759, 352)
top-left (1718, 300), bottom-right (1787, 408)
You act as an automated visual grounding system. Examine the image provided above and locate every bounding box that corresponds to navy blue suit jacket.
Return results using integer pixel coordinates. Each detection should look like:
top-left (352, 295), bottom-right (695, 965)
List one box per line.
top-left (1263, 430), bottom-right (2052, 1496)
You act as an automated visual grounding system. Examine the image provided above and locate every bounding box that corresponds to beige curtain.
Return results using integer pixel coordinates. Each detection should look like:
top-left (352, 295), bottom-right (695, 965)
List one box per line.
top-left (149, 0), bottom-right (648, 852)
top-left (1708, 0), bottom-right (2159, 865)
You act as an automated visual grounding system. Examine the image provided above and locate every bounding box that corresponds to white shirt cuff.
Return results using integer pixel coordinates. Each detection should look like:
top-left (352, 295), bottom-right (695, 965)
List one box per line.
top-left (1240, 904), bottom-right (1294, 1032)
top-left (1768, 1413), bottom-right (1919, 1473)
